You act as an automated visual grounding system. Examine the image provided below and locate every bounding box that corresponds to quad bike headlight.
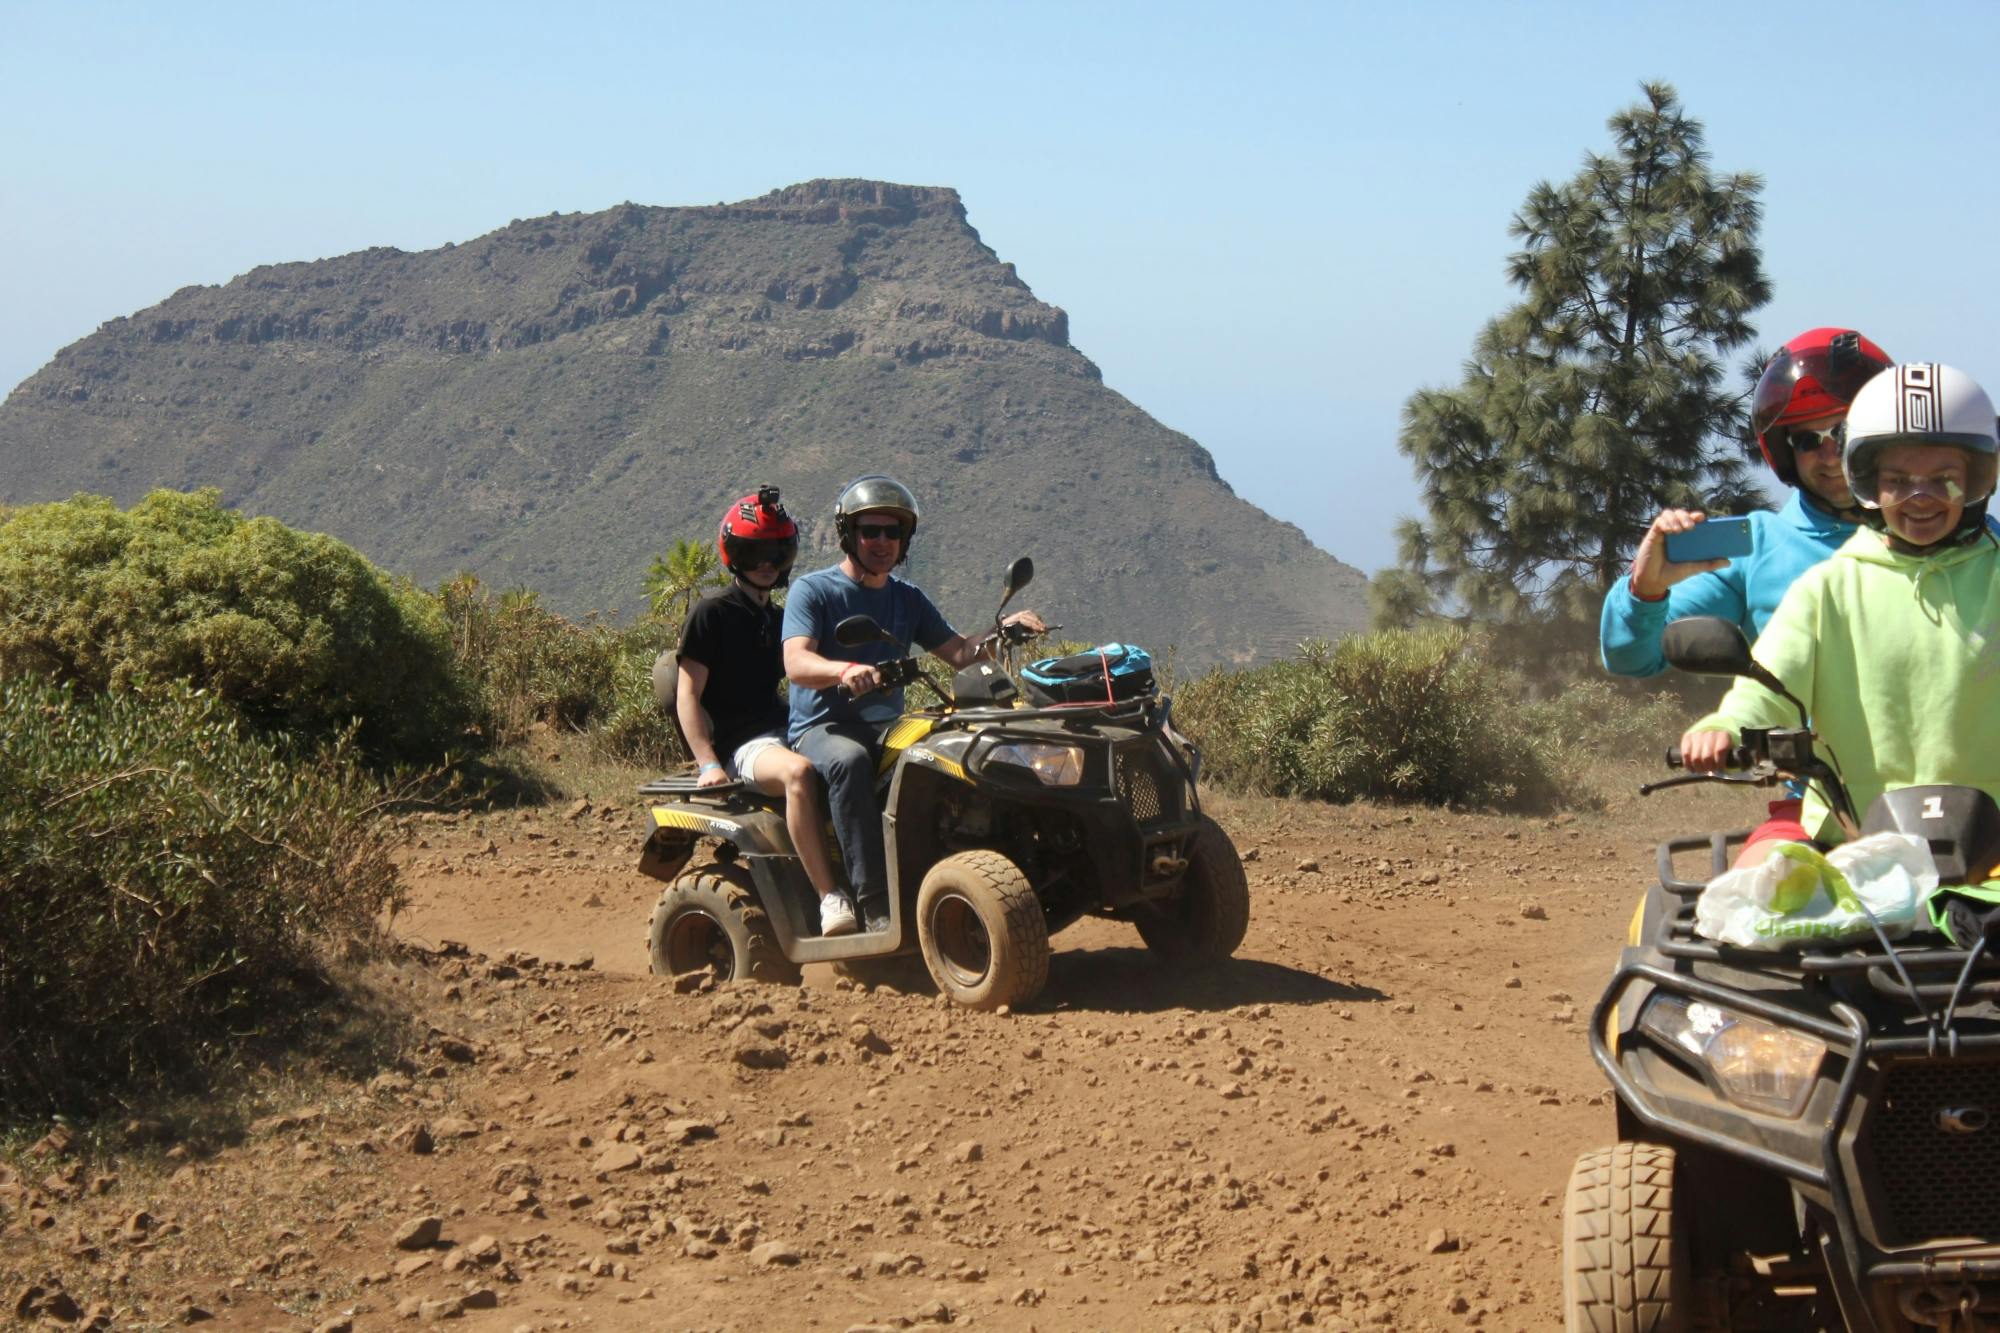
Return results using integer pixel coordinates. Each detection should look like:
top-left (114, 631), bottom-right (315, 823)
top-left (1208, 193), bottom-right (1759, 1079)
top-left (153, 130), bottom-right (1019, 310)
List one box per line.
top-left (1638, 994), bottom-right (1826, 1119)
top-left (983, 741), bottom-right (1085, 786)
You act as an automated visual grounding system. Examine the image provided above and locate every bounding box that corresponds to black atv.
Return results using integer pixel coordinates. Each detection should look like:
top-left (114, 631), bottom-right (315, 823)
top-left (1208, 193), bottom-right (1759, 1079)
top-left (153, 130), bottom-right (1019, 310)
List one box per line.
top-left (636, 557), bottom-right (1249, 1011)
top-left (1566, 616), bottom-right (2000, 1333)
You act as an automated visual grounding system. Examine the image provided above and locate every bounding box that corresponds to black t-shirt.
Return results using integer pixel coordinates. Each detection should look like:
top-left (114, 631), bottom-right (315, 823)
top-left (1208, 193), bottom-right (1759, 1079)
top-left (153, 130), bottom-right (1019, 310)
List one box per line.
top-left (679, 584), bottom-right (789, 759)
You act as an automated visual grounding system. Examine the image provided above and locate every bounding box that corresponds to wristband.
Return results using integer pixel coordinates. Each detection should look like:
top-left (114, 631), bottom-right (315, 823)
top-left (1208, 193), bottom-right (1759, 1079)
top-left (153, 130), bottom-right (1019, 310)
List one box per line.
top-left (1628, 569), bottom-right (1667, 604)
top-left (840, 663), bottom-right (861, 685)
top-left (699, 761), bottom-right (723, 774)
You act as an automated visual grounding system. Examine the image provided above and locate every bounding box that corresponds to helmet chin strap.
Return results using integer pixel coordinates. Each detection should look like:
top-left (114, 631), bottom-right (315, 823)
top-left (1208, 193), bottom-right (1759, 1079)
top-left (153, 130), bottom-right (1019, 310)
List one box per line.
top-left (1956, 498), bottom-right (1993, 544)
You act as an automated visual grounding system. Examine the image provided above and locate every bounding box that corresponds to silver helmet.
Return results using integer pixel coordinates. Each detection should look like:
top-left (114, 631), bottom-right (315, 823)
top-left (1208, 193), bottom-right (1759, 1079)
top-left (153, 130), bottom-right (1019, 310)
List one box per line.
top-left (834, 475), bottom-right (920, 563)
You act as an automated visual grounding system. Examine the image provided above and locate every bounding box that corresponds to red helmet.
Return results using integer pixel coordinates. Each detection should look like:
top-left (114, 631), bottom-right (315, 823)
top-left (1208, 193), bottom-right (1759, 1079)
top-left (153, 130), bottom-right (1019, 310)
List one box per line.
top-left (718, 485), bottom-right (799, 585)
top-left (1750, 328), bottom-right (1892, 486)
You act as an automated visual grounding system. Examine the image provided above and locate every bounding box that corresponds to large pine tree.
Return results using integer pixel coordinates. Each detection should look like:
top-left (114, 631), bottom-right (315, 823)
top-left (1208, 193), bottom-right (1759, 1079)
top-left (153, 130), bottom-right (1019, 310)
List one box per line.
top-left (1378, 82), bottom-right (1768, 628)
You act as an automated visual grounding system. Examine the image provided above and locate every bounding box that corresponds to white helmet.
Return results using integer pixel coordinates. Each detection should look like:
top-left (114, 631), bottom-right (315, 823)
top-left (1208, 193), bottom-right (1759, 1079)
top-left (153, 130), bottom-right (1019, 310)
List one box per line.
top-left (1842, 362), bottom-right (1999, 511)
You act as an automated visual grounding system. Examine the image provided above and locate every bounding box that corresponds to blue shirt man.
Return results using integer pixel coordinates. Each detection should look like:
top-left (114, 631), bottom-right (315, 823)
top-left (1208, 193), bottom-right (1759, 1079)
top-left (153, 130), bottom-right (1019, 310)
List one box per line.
top-left (1599, 326), bottom-right (1891, 847)
top-left (1600, 492), bottom-right (1856, 676)
top-left (1599, 327), bottom-right (1891, 679)
top-left (781, 476), bottom-right (1044, 934)
top-left (783, 568), bottom-right (955, 739)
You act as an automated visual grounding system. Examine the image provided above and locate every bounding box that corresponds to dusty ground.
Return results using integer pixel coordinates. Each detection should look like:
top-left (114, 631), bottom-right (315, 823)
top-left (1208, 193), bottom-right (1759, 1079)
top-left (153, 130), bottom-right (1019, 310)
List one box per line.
top-left (2, 770), bottom-right (1750, 1332)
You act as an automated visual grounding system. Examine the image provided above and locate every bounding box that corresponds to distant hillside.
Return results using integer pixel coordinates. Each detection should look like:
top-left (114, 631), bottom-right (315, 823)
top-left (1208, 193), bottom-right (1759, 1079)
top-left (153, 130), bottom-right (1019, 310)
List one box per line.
top-left (0, 180), bottom-right (1367, 665)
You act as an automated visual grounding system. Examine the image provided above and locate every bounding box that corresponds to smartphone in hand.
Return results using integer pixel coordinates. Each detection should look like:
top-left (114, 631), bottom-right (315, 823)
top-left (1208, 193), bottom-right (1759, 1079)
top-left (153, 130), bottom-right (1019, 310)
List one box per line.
top-left (1663, 515), bottom-right (1753, 564)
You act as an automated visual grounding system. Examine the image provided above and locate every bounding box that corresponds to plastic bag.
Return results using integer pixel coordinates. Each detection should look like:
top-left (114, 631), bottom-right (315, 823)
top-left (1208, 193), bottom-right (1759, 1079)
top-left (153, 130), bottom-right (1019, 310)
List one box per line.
top-left (1693, 834), bottom-right (1938, 950)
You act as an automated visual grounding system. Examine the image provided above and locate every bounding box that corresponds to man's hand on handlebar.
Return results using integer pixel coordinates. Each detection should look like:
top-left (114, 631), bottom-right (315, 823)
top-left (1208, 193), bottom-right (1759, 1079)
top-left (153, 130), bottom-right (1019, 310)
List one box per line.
top-left (838, 662), bottom-right (883, 697)
top-left (970, 611), bottom-right (1051, 660)
top-left (1001, 610), bottom-right (1047, 639)
top-left (1678, 727), bottom-right (1737, 773)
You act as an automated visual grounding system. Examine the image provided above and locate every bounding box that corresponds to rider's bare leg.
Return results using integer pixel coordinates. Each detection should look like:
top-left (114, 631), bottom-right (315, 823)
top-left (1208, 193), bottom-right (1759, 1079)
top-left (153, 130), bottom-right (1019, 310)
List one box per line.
top-left (749, 745), bottom-right (844, 903)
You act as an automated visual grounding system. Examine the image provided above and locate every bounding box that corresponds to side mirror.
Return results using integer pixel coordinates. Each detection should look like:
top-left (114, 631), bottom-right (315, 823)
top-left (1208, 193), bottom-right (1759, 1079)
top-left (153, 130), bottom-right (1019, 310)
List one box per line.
top-left (834, 615), bottom-right (901, 650)
top-left (1662, 617), bottom-right (1754, 677)
top-left (995, 556), bottom-right (1035, 640)
top-left (1662, 616), bottom-right (1809, 727)
top-left (1002, 556), bottom-right (1034, 601)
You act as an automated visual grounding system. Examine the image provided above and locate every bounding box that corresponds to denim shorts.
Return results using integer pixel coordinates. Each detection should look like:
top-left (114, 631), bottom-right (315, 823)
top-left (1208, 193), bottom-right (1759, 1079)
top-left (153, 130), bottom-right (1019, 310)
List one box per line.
top-left (728, 731), bottom-right (788, 784)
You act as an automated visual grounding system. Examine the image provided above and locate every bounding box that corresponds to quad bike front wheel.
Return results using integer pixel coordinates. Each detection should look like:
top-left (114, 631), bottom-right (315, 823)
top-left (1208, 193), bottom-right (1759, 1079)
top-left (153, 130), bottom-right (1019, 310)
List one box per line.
top-left (1133, 815), bottom-right (1249, 965)
top-left (916, 850), bottom-right (1049, 1011)
top-left (1563, 1142), bottom-right (1690, 1332)
top-left (648, 863), bottom-right (800, 986)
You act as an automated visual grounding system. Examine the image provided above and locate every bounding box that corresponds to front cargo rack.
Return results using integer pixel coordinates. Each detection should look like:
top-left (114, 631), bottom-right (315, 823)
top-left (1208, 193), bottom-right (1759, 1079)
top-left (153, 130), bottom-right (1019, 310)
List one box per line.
top-left (1648, 831), bottom-right (2000, 1052)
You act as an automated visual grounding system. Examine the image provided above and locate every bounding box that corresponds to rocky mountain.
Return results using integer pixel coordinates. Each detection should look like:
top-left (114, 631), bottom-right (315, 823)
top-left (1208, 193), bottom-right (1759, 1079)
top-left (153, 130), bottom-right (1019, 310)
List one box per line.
top-left (0, 180), bottom-right (1367, 665)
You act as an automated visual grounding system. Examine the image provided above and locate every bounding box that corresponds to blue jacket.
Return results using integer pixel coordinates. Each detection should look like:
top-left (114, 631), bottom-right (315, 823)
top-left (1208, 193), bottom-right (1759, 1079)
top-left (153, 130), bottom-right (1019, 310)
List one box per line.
top-left (1598, 493), bottom-right (1857, 678)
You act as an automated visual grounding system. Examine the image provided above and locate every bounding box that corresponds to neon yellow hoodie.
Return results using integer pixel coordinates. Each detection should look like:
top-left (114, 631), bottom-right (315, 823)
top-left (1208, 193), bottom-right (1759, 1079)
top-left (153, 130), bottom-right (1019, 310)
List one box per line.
top-left (1693, 527), bottom-right (2000, 842)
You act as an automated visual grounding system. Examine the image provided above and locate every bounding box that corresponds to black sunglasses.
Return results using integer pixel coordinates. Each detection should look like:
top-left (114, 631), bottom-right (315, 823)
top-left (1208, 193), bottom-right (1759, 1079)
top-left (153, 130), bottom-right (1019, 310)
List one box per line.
top-left (856, 522), bottom-right (905, 541)
top-left (1788, 423), bottom-right (1846, 454)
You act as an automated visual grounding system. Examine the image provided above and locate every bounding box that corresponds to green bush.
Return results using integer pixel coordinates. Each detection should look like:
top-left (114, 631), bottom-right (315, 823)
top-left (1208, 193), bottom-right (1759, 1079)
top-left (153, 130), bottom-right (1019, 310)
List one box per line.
top-left (440, 573), bottom-right (701, 770)
top-left (439, 575), bottom-right (626, 741)
top-left (0, 676), bottom-right (406, 1115)
top-left (1171, 626), bottom-right (1576, 809)
top-left (1518, 675), bottom-right (1688, 758)
top-left (0, 490), bottom-right (471, 765)
top-left (595, 625), bottom-right (692, 769)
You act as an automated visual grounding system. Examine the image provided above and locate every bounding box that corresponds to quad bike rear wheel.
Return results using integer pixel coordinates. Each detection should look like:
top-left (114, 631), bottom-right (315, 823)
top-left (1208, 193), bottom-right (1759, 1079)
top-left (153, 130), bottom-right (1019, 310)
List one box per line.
top-left (648, 863), bottom-right (800, 986)
top-left (1133, 815), bottom-right (1249, 965)
top-left (916, 850), bottom-right (1049, 1011)
top-left (1563, 1142), bottom-right (1690, 1332)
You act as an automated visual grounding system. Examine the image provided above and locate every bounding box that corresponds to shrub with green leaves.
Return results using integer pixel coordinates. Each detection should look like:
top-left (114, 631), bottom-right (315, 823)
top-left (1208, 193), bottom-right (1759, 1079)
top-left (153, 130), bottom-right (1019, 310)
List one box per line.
top-left (0, 676), bottom-right (405, 1115)
top-left (595, 625), bottom-right (692, 769)
top-left (1518, 676), bottom-right (1688, 758)
top-left (0, 489), bottom-right (471, 765)
top-left (1171, 626), bottom-right (1575, 809)
top-left (439, 575), bottom-right (626, 741)
top-left (439, 572), bottom-right (698, 769)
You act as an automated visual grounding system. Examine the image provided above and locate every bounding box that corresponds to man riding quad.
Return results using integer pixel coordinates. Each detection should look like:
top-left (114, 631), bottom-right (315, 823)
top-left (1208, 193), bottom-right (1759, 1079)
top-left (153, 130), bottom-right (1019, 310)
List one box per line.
top-left (1602, 326), bottom-right (1894, 676)
top-left (780, 475), bottom-right (1044, 934)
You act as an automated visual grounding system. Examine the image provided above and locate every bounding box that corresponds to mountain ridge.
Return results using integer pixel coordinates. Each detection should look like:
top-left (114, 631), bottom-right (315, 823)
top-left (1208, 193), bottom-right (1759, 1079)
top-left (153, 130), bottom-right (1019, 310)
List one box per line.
top-left (0, 179), bottom-right (1367, 665)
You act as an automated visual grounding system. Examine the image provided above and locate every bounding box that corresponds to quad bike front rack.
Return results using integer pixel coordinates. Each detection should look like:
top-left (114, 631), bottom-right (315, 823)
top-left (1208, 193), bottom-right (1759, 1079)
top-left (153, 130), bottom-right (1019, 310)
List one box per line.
top-left (1591, 834), bottom-right (2000, 1331)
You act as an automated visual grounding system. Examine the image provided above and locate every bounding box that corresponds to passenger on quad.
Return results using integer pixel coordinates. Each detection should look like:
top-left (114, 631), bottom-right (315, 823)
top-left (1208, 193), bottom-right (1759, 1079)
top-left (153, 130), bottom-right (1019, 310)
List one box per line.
top-left (1603, 327), bottom-right (1892, 853)
top-left (677, 487), bottom-right (856, 937)
top-left (1604, 327), bottom-right (1893, 676)
top-left (781, 475), bottom-right (1044, 934)
top-left (1680, 362), bottom-right (2000, 867)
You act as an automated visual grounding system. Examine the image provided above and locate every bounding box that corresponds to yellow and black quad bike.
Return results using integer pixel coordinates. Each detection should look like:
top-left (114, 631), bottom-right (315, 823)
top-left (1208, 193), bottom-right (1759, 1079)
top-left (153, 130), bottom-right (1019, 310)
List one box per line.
top-left (636, 557), bottom-right (1248, 1012)
top-left (1566, 617), bottom-right (2000, 1333)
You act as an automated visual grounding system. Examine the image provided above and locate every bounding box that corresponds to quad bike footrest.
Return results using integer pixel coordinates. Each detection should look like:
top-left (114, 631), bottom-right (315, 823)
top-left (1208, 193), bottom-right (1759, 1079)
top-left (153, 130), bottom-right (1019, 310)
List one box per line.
top-left (640, 776), bottom-right (745, 796)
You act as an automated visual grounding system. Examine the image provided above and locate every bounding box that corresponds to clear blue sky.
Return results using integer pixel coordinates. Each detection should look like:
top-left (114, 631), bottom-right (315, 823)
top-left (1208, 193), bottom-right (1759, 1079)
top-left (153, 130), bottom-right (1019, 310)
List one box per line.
top-left (5, 1), bottom-right (1996, 575)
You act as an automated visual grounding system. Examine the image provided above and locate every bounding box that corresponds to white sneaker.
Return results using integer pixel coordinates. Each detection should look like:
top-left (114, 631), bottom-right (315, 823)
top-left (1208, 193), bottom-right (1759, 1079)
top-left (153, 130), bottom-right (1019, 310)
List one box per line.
top-left (819, 894), bottom-right (858, 938)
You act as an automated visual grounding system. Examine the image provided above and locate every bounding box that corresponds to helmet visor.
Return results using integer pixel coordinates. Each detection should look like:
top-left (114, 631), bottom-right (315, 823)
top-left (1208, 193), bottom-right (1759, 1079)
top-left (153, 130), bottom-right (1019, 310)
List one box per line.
top-left (1752, 341), bottom-right (1891, 439)
top-left (726, 536), bottom-right (798, 570)
top-left (1848, 442), bottom-right (1998, 510)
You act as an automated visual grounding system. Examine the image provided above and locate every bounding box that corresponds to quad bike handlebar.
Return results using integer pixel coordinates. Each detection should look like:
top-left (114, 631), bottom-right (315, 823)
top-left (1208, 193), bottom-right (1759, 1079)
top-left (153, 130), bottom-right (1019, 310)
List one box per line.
top-left (835, 655), bottom-right (932, 699)
top-left (1662, 743), bottom-right (1757, 771)
top-left (1645, 725), bottom-right (1862, 840)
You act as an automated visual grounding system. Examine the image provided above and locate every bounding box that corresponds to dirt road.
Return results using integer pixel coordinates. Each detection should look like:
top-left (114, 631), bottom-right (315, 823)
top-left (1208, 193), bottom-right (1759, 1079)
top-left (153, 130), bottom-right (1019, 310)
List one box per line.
top-left (4, 775), bottom-right (1747, 1330)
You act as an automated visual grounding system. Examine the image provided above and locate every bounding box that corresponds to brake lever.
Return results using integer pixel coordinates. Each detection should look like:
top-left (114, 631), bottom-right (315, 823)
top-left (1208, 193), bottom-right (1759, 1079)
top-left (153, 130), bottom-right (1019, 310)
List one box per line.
top-left (1638, 771), bottom-right (1774, 797)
